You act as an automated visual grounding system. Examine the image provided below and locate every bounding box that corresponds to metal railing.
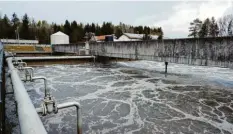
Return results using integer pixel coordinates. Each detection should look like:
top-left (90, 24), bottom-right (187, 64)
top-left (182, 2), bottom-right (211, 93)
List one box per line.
top-left (0, 41), bottom-right (5, 134)
top-left (7, 56), bottom-right (83, 134)
top-left (7, 57), bottom-right (47, 134)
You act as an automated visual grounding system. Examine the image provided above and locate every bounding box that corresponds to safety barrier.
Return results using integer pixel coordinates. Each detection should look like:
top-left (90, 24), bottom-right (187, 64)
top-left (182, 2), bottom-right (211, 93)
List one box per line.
top-left (7, 56), bottom-right (83, 134)
top-left (0, 42), bottom-right (5, 134)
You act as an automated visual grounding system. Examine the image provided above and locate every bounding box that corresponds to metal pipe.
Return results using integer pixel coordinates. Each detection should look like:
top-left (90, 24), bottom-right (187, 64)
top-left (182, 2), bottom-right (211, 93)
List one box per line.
top-left (31, 76), bottom-right (49, 97)
top-left (22, 67), bottom-right (34, 77)
top-left (6, 57), bottom-right (47, 134)
top-left (12, 59), bottom-right (22, 63)
top-left (165, 62), bottom-right (168, 74)
top-left (14, 56), bottom-right (95, 61)
top-left (58, 102), bottom-right (82, 134)
top-left (36, 102), bottom-right (82, 134)
top-left (20, 62), bottom-right (27, 67)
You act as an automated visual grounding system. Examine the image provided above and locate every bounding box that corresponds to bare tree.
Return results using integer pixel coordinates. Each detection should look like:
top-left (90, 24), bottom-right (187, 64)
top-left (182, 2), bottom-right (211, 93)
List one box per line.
top-left (218, 14), bottom-right (233, 36)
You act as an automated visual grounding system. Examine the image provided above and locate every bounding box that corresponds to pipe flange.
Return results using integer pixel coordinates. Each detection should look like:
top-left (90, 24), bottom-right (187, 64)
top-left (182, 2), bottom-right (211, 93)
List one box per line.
top-left (41, 103), bottom-right (47, 116)
top-left (53, 101), bottom-right (58, 114)
top-left (43, 96), bottom-right (57, 114)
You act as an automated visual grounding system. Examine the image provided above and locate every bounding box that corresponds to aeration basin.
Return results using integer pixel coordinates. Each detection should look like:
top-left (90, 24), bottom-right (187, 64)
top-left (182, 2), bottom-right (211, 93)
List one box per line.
top-left (5, 57), bottom-right (233, 134)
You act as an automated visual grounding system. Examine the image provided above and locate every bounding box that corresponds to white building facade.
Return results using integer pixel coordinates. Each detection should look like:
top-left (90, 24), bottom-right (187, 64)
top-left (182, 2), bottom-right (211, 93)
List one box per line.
top-left (0, 39), bottom-right (39, 44)
top-left (118, 33), bottom-right (158, 41)
top-left (50, 31), bottom-right (69, 45)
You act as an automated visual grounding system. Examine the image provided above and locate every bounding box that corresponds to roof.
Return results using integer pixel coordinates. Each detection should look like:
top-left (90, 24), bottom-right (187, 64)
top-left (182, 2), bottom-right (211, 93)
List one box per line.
top-left (123, 33), bottom-right (158, 40)
top-left (95, 35), bottom-right (116, 41)
top-left (95, 35), bottom-right (106, 41)
top-left (0, 39), bottom-right (39, 44)
top-left (51, 31), bottom-right (68, 36)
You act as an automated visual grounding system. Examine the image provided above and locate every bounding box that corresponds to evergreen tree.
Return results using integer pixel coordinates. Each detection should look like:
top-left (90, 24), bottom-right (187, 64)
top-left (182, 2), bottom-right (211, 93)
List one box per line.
top-left (0, 12), bottom-right (165, 43)
top-left (38, 20), bottom-right (50, 44)
top-left (100, 22), bottom-right (106, 34)
top-left (84, 23), bottom-right (91, 33)
top-left (91, 23), bottom-right (96, 33)
top-left (10, 12), bottom-right (20, 38)
top-left (214, 23), bottom-right (219, 37)
top-left (143, 26), bottom-right (151, 34)
top-left (199, 18), bottom-right (210, 38)
top-left (64, 20), bottom-right (71, 36)
top-left (157, 27), bottom-right (163, 40)
top-left (76, 23), bottom-right (84, 41)
top-left (188, 18), bottom-right (202, 38)
top-left (52, 23), bottom-right (59, 33)
top-left (20, 14), bottom-right (30, 39)
top-left (29, 18), bottom-right (37, 40)
top-left (209, 17), bottom-right (219, 37)
top-left (150, 27), bottom-right (158, 35)
top-left (38, 27), bottom-right (48, 44)
top-left (115, 26), bottom-right (123, 38)
top-left (11, 13), bottom-right (20, 29)
top-left (1, 14), bottom-right (11, 38)
top-left (134, 26), bottom-right (143, 34)
top-left (101, 22), bottom-right (114, 35)
top-left (95, 24), bottom-right (101, 36)
top-left (70, 21), bottom-right (78, 43)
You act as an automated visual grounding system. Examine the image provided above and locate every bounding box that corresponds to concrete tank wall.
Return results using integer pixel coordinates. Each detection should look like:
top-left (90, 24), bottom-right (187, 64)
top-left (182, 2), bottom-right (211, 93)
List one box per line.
top-left (89, 37), bottom-right (233, 68)
top-left (52, 43), bottom-right (85, 55)
top-left (52, 37), bottom-right (233, 68)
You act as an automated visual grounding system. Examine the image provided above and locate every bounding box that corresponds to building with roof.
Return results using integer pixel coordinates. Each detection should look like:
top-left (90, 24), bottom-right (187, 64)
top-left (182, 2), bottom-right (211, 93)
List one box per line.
top-left (95, 35), bottom-right (106, 41)
top-left (0, 39), bottom-right (39, 44)
top-left (50, 31), bottom-right (69, 44)
top-left (118, 33), bottom-right (159, 41)
top-left (90, 35), bottom-right (118, 42)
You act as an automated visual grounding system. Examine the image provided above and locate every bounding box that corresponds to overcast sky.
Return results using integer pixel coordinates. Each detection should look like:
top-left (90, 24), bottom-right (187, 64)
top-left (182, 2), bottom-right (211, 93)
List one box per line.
top-left (0, 1), bottom-right (233, 38)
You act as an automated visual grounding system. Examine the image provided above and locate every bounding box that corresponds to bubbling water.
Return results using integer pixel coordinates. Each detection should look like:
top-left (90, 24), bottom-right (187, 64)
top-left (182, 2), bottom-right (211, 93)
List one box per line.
top-left (5, 61), bottom-right (233, 134)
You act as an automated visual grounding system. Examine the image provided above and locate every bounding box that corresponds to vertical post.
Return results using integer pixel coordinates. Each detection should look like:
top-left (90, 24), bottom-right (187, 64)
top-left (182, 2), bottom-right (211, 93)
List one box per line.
top-left (85, 42), bottom-right (90, 55)
top-left (165, 62), bottom-right (168, 74)
top-left (93, 57), bottom-right (95, 64)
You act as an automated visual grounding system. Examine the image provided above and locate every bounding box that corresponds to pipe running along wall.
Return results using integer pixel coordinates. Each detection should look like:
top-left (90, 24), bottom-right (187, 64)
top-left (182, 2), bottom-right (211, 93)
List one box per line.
top-left (6, 56), bottom-right (85, 134)
top-left (36, 102), bottom-right (82, 134)
top-left (6, 57), bottom-right (47, 134)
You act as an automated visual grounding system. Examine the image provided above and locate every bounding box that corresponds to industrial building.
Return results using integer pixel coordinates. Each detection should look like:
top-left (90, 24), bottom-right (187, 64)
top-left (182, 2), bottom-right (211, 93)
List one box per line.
top-left (0, 39), bottom-right (39, 44)
top-left (118, 33), bottom-right (159, 41)
top-left (50, 31), bottom-right (69, 45)
top-left (90, 35), bottom-right (118, 42)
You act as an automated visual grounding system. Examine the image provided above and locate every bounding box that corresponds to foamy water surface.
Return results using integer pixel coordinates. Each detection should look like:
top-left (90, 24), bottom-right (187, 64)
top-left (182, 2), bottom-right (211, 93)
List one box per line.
top-left (5, 60), bottom-right (233, 134)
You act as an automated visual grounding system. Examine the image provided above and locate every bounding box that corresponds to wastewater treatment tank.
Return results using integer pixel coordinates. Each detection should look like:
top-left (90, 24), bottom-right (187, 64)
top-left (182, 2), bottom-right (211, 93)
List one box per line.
top-left (5, 60), bottom-right (233, 134)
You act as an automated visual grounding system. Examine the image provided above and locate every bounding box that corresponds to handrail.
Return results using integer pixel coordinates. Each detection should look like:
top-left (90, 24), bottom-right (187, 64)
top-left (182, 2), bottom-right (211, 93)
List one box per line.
top-left (7, 56), bottom-right (83, 134)
top-left (6, 57), bottom-right (47, 134)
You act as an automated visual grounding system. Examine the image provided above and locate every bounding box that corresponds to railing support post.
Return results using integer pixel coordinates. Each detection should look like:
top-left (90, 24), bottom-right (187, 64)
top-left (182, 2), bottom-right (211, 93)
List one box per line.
top-left (165, 61), bottom-right (168, 74)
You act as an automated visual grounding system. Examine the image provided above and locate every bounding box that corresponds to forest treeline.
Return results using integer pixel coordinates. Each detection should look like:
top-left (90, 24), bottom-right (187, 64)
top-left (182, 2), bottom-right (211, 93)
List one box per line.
top-left (0, 13), bottom-right (164, 44)
top-left (188, 14), bottom-right (233, 38)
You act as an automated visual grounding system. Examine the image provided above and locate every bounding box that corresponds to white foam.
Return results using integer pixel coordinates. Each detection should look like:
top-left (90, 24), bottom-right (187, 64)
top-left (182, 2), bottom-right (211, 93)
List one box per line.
top-left (118, 60), bottom-right (233, 88)
top-left (11, 63), bottom-right (233, 133)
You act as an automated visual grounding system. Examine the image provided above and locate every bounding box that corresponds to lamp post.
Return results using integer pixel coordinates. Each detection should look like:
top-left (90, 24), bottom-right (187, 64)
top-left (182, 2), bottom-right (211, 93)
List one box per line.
top-left (15, 27), bottom-right (19, 46)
